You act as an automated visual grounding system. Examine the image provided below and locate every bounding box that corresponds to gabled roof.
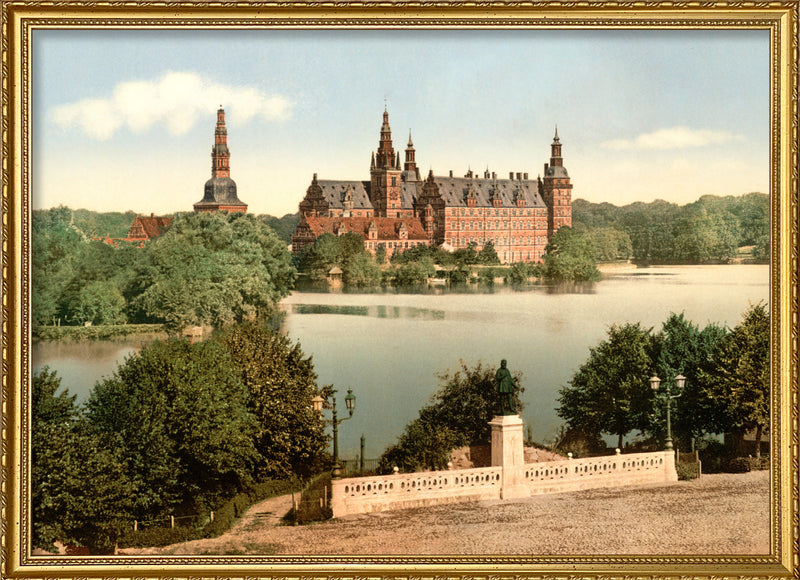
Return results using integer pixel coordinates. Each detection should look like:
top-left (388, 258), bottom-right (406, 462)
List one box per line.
top-left (128, 215), bottom-right (174, 239)
top-left (304, 216), bottom-right (428, 240)
top-left (432, 177), bottom-right (547, 208)
top-left (317, 180), bottom-right (373, 210)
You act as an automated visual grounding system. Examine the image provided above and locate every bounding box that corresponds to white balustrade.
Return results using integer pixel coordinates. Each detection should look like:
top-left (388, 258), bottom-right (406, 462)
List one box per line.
top-left (330, 451), bottom-right (676, 517)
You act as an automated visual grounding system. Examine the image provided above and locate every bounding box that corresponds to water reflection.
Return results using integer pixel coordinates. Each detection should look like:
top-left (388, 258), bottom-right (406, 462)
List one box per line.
top-left (293, 304), bottom-right (446, 320)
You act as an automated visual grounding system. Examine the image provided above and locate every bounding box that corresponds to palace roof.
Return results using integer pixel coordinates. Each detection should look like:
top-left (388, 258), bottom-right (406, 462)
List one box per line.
top-left (303, 216), bottom-right (429, 240)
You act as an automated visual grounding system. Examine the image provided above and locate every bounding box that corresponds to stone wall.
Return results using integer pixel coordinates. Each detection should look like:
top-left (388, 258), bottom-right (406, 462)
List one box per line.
top-left (330, 450), bottom-right (677, 518)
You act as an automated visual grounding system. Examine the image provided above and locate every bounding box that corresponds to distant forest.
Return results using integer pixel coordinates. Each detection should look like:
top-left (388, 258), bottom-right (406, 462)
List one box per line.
top-left (571, 193), bottom-right (769, 263)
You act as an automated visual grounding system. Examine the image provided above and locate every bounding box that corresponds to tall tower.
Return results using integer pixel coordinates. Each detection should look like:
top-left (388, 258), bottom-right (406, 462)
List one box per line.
top-left (370, 107), bottom-right (402, 217)
top-left (194, 107), bottom-right (248, 213)
top-left (403, 130), bottom-right (421, 182)
top-left (541, 126), bottom-right (572, 237)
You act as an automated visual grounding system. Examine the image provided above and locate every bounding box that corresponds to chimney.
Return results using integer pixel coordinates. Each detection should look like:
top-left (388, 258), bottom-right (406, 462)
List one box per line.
top-left (524, 173), bottom-right (528, 180)
top-left (449, 170), bottom-right (453, 177)
top-left (151, 213), bottom-right (155, 218)
top-left (492, 172), bottom-right (496, 180)
top-left (516, 172), bottom-right (522, 181)
top-left (509, 172), bottom-right (514, 179)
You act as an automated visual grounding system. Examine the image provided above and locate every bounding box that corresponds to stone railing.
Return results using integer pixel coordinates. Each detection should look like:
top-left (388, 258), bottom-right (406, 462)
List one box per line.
top-left (330, 450), bottom-right (676, 517)
top-left (522, 450), bottom-right (675, 495)
top-left (331, 465), bottom-right (502, 517)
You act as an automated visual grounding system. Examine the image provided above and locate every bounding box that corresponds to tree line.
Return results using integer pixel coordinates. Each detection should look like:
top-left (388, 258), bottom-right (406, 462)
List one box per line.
top-left (572, 192), bottom-right (769, 263)
top-left (32, 208), bottom-right (295, 330)
top-left (556, 303), bottom-right (769, 455)
top-left (32, 324), bottom-right (330, 553)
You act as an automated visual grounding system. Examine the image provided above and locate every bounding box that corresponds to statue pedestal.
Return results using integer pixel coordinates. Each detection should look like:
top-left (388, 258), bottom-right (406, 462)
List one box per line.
top-left (489, 414), bottom-right (530, 500)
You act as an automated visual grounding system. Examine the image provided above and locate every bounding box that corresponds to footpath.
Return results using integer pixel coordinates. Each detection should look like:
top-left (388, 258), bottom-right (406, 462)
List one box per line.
top-left (118, 470), bottom-right (769, 556)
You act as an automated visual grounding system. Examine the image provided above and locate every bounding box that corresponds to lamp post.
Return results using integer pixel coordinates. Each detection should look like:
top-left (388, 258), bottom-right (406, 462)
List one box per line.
top-left (312, 388), bottom-right (356, 477)
top-left (649, 374), bottom-right (685, 450)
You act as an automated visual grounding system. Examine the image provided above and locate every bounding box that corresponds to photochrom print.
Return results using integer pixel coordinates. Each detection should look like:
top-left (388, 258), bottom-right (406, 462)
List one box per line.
top-left (1, 1), bottom-right (798, 579)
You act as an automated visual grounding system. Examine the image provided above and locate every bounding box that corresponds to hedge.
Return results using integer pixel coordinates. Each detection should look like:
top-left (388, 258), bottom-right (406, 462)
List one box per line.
top-left (118, 478), bottom-right (300, 549)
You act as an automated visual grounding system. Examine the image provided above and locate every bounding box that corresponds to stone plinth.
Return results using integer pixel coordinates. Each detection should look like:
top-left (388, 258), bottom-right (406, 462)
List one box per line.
top-left (489, 414), bottom-right (530, 499)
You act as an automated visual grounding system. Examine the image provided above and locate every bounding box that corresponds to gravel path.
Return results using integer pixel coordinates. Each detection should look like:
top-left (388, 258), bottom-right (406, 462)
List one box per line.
top-left (119, 471), bottom-right (769, 556)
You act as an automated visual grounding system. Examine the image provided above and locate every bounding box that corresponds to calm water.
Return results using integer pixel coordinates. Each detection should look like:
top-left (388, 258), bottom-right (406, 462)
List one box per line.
top-left (34, 264), bottom-right (769, 459)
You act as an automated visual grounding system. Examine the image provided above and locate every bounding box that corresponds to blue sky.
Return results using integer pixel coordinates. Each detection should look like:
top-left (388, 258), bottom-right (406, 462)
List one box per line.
top-left (32, 29), bottom-right (769, 217)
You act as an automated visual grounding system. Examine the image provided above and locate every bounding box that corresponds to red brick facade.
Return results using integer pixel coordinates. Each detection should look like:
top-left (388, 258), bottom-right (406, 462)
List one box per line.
top-left (292, 109), bottom-right (572, 263)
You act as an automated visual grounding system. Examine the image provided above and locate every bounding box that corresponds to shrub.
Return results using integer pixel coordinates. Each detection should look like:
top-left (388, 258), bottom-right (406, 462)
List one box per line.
top-left (727, 457), bottom-right (752, 473)
top-left (118, 478), bottom-right (299, 548)
top-left (288, 472), bottom-right (333, 525)
top-left (676, 463), bottom-right (701, 480)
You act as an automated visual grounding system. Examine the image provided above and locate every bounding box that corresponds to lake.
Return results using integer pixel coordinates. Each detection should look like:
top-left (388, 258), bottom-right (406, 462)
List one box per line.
top-left (33, 264), bottom-right (769, 459)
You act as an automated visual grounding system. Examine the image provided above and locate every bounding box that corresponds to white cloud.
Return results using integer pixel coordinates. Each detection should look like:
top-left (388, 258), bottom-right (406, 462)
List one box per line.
top-left (50, 71), bottom-right (293, 140)
top-left (601, 127), bottom-right (744, 151)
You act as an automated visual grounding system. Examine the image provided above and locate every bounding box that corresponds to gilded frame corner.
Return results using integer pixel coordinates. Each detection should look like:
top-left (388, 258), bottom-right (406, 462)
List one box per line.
top-left (1, 1), bottom-right (798, 579)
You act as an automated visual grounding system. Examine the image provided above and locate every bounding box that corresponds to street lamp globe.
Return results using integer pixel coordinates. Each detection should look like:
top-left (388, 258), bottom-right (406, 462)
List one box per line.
top-left (649, 376), bottom-right (661, 391)
top-left (675, 374), bottom-right (686, 389)
top-left (311, 395), bottom-right (324, 413)
top-left (345, 388), bottom-right (356, 416)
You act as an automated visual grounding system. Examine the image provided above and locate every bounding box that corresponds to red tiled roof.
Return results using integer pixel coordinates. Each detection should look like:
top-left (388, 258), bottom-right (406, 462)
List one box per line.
top-left (128, 215), bottom-right (174, 240)
top-left (304, 216), bottom-right (428, 240)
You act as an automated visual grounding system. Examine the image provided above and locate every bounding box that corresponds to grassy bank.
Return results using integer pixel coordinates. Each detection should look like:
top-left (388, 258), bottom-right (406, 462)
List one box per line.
top-left (33, 324), bottom-right (168, 341)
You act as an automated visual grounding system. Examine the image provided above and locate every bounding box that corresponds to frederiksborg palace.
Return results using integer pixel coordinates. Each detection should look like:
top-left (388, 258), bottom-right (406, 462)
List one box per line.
top-left (291, 108), bottom-right (573, 263)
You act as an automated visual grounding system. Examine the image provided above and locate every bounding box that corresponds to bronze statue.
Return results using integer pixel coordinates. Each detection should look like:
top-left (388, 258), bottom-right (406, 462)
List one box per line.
top-left (496, 359), bottom-right (518, 415)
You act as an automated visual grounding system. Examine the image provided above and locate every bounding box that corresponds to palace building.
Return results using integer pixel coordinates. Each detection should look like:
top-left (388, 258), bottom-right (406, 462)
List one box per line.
top-left (193, 107), bottom-right (248, 213)
top-left (291, 108), bottom-right (572, 263)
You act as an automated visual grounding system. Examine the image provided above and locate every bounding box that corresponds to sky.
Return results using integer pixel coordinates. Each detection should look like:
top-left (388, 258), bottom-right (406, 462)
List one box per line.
top-left (32, 29), bottom-right (770, 217)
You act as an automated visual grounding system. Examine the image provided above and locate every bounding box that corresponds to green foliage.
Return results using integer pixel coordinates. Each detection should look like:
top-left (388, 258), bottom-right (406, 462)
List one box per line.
top-left (297, 232), bottom-right (381, 288)
top-left (676, 462), bottom-right (701, 480)
top-left (291, 472), bottom-right (333, 524)
top-left (726, 457), bottom-right (752, 473)
top-left (476, 242), bottom-right (501, 265)
top-left (32, 368), bottom-right (134, 553)
top-left (699, 302), bottom-right (770, 456)
top-left (85, 339), bottom-right (260, 521)
top-left (214, 324), bottom-right (328, 479)
top-left (557, 322), bottom-right (655, 448)
top-left (342, 252), bottom-right (382, 288)
top-left (559, 305), bottom-right (768, 454)
top-left (71, 208), bottom-right (139, 238)
top-left (32, 324), bottom-right (165, 341)
top-left (379, 361), bottom-right (523, 472)
top-left (542, 227), bottom-right (601, 282)
top-left (392, 257), bottom-right (436, 286)
top-left (572, 193), bottom-right (769, 264)
top-left (505, 262), bottom-right (538, 285)
top-left (648, 313), bottom-right (728, 447)
top-left (137, 212), bottom-right (295, 331)
top-left (258, 212), bottom-right (300, 244)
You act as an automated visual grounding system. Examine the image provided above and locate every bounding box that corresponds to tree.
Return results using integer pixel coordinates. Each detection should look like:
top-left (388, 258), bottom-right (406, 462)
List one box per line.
top-left (649, 313), bottom-right (728, 448)
top-left (342, 252), bottom-right (381, 288)
top-left (72, 281), bottom-right (127, 325)
top-left (214, 324), bottom-right (329, 478)
top-left (557, 323), bottom-right (655, 448)
top-left (84, 339), bottom-right (260, 520)
top-left (542, 227), bottom-right (600, 282)
top-left (700, 303), bottom-right (770, 456)
top-left (477, 241), bottom-right (500, 264)
top-left (392, 257), bottom-right (435, 286)
top-left (379, 361), bottom-right (523, 472)
top-left (137, 212), bottom-right (295, 331)
top-left (32, 368), bottom-right (133, 554)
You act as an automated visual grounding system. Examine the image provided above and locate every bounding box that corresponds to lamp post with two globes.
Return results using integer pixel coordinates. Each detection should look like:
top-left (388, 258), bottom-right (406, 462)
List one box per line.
top-left (649, 374), bottom-right (685, 450)
top-left (311, 388), bottom-right (356, 477)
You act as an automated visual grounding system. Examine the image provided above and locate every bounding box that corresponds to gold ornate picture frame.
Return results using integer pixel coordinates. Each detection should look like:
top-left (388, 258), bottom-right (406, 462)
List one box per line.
top-left (1, 1), bottom-right (798, 578)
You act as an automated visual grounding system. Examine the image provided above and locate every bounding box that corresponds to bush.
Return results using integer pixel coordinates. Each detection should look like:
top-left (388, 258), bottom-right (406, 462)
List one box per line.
top-left (726, 457), bottom-right (752, 473)
top-left (118, 478), bottom-right (299, 548)
top-left (287, 472), bottom-right (333, 525)
top-left (676, 463), bottom-right (701, 480)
